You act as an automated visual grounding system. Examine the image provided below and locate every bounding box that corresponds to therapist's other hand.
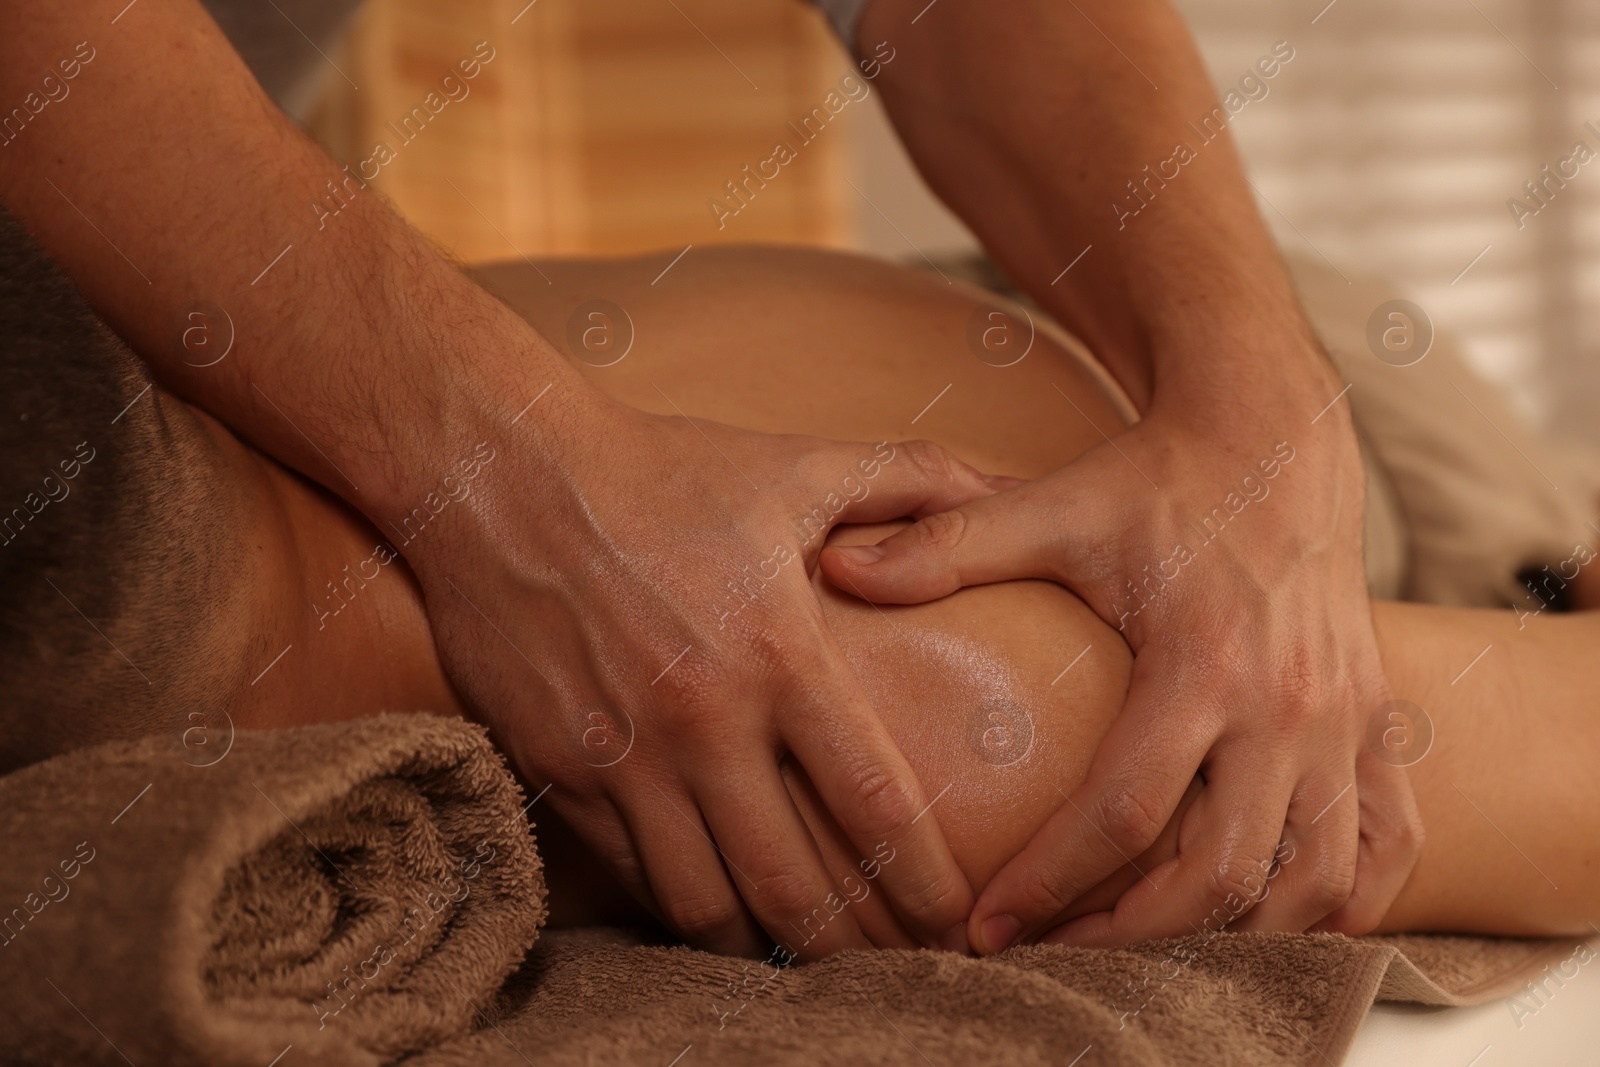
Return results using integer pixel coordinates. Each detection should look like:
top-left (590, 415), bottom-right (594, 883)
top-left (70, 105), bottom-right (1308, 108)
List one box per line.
top-left (416, 394), bottom-right (991, 959)
top-left (819, 370), bottom-right (1422, 951)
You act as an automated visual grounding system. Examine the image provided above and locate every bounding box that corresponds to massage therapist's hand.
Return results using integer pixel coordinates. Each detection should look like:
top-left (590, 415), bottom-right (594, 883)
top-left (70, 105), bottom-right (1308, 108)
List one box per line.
top-left (820, 370), bottom-right (1424, 951)
top-left (0, 0), bottom-right (982, 963)
top-left (842, 0), bottom-right (1423, 951)
top-left (415, 392), bottom-right (992, 959)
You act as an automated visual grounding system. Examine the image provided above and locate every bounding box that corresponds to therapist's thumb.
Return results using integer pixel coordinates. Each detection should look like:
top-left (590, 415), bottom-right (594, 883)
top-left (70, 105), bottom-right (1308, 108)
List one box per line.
top-left (819, 487), bottom-right (1053, 605)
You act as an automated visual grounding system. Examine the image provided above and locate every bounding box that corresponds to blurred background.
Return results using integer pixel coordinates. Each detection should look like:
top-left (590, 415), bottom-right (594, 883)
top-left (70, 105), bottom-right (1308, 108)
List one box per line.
top-left (298, 0), bottom-right (1600, 446)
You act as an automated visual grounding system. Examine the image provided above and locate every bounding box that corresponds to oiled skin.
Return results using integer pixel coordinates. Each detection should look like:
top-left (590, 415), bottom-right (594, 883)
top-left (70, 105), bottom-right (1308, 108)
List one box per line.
top-left (157, 246), bottom-right (1598, 944)
top-left (477, 246), bottom-right (1600, 944)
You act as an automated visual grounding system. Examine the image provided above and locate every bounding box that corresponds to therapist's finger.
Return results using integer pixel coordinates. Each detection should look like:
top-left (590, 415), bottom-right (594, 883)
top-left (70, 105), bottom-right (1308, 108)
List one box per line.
top-left (780, 643), bottom-right (975, 954)
top-left (968, 658), bottom-right (1218, 953)
top-left (626, 784), bottom-right (772, 957)
top-left (778, 756), bottom-right (922, 950)
top-left (1312, 749), bottom-right (1423, 935)
top-left (1231, 762), bottom-right (1360, 934)
top-left (820, 478), bottom-right (1062, 605)
top-left (1041, 744), bottom-right (1295, 947)
top-left (694, 758), bottom-right (873, 961)
top-left (808, 437), bottom-right (1001, 532)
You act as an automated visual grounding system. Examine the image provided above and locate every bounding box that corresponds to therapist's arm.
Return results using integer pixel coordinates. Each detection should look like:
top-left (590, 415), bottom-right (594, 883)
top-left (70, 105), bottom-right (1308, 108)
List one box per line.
top-left (0, 0), bottom-right (994, 960)
top-left (824, 0), bottom-right (1422, 949)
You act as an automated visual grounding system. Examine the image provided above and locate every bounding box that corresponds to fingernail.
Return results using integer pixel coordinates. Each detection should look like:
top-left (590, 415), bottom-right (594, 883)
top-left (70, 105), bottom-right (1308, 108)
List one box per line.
top-left (978, 914), bottom-right (1021, 955)
top-left (938, 922), bottom-right (971, 955)
top-left (834, 544), bottom-right (886, 566)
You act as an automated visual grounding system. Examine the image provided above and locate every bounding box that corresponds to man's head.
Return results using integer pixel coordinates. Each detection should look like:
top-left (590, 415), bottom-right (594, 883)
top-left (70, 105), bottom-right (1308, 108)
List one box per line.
top-left (0, 208), bottom-right (263, 770)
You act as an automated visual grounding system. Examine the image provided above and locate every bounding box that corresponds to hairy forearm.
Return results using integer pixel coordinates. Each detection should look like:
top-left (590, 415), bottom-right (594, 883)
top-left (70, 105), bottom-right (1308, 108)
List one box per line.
top-left (0, 1), bottom-right (588, 514)
top-left (861, 0), bottom-right (1332, 413)
top-left (1373, 603), bottom-right (1600, 937)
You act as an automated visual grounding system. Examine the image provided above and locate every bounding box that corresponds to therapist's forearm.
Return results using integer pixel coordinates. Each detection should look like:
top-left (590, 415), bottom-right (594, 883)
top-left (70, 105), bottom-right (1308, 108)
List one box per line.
top-left (0, 0), bottom-right (587, 513)
top-left (861, 0), bottom-right (1331, 413)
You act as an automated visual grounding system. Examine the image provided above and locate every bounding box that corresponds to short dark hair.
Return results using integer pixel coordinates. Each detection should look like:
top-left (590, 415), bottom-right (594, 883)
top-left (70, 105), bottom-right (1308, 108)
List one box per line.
top-left (0, 206), bottom-right (253, 770)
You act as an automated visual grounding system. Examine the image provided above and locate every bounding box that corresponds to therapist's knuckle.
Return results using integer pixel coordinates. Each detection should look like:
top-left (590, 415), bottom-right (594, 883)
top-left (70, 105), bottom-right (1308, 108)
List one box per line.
top-left (1266, 645), bottom-right (1333, 723)
top-left (1307, 859), bottom-right (1356, 917)
top-left (904, 865), bottom-right (966, 921)
top-left (746, 862), bottom-right (819, 921)
top-left (743, 618), bottom-right (796, 670)
top-left (604, 845), bottom-right (649, 896)
top-left (793, 439), bottom-right (849, 488)
top-left (1014, 864), bottom-right (1077, 922)
top-left (1149, 628), bottom-right (1228, 691)
top-left (901, 438), bottom-right (960, 486)
top-left (1368, 787), bottom-right (1425, 857)
top-left (663, 891), bottom-right (746, 944)
top-left (914, 509), bottom-right (969, 554)
top-left (842, 761), bottom-right (920, 840)
top-left (726, 611), bottom-right (804, 681)
top-left (1096, 781), bottom-right (1169, 854)
top-left (1175, 626), bottom-right (1249, 692)
top-left (1206, 852), bottom-right (1269, 923)
top-left (755, 633), bottom-right (839, 714)
top-left (652, 672), bottom-right (724, 742)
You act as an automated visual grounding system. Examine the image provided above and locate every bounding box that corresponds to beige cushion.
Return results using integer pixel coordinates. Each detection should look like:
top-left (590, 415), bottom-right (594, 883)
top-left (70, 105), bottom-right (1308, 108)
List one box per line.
top-left (1290, 256), bottom-right (1599, 607)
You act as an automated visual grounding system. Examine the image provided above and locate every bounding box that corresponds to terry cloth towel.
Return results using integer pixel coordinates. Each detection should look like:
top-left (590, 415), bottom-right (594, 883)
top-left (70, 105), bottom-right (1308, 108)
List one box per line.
top-left (412, 927), bottom-right (1583, 1067)
top-left (0, 713), bottom-right (1584, 1067)
top-left (0, 714), bottom-right (544, 1067)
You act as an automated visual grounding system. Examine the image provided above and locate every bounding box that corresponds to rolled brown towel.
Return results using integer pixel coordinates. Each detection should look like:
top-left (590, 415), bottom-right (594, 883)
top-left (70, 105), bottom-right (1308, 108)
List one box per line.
top-left (0, 713), bottom-right (544, 1067)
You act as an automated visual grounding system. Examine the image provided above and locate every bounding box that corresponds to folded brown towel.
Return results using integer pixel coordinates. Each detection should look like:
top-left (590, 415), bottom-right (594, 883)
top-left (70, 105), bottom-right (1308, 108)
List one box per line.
top-left (0, 714), bottom-right (544, 1067)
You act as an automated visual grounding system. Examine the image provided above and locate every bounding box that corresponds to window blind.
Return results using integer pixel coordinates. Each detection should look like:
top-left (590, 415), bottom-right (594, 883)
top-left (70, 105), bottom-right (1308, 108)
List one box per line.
top-left (1181, 0), bottom-right (1598, 441)
top-left (845, 0), bottom-right (1600, 443)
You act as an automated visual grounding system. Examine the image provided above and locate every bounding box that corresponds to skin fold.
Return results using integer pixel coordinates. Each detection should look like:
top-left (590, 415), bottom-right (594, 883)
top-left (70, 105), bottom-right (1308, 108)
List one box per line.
top-left (134, 246), bottom-right (1592, 949)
